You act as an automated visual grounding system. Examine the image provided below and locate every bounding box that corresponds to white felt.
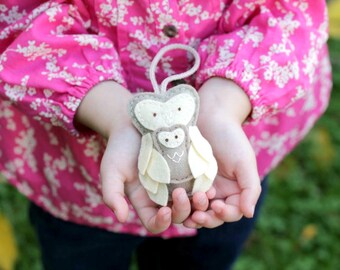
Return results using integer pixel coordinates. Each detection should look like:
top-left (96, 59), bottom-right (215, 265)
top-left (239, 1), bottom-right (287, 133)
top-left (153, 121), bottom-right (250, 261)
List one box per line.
top-left (146, 149), bottom-right (171, 184)
top-left (134, 93), bottom-right (196, 131)
top-left (139, 173), bottom-right (159, 194)
top-left (147, 183), bottom-right (169, 206)
top-left (188, 126), bottom-right (218, 186)
top-left (188, 144), bottom-right (209, 178)
top-left (204, 156), bottom-right (218, 180)
top-left (192, 174), bottom-right (213, 193)
top-left (189, 126), bottom-right (214, 162)
top-left (138, 133), bottom-right (153, 175)
top-left (157, 128), bottom-right (185, 148)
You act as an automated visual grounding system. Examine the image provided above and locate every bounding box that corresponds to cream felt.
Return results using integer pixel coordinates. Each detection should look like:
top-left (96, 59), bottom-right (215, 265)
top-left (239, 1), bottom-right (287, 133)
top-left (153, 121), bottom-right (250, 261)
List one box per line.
top-left (146, 183), bottom-right (169, 207)
top-left (128, 85), bottom-right (199, 135)
top-left (192, 174), bottom-right (212, 193)
top-left (204, 156), bottom-right (218, 180)
top-left (146, 149), bottom-right (171, 184)
top-left (188, 145), bottom-right (209, 178)
top-left (134, 93), bottom-right (196, 130)
top-left (139, 173), bottom-right (159, 194)
top-left (128, 43), bottom-right (218, 206)
top-left (138, 133), bottom-right (153, 175)
top-left (189, 126), bottom-right (214, 162)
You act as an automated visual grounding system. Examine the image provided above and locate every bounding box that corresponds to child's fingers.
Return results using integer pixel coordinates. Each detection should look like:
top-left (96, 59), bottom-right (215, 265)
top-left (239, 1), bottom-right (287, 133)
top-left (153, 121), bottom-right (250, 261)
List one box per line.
top-left (189, 196), bottom-right (243, 228)
top-left (189, 207), bottom-right (242, 228)
top-left (240, 186), bottom-right (262, 218)
top-left (101, 175), bottom-right (129, 223)
top-left (126, 185), bottom-right (172, 233)
top-left (191, 191), bottom-right (209, 212)
top-left (236, 160), bottom-right (262, 218)
top-left (148, 206), bottom-right (172, 233)
top-left (213, 175), bottom-right (241, 198)
top-left (206, 186), bottom-right (216, 200)
top-left (210, 196), bottom-right (243, 222)
top-left (183, 218), bottom-right (200, 228)
top-left (189, 210), bottom-right (224, 228)
top-left (134, 204), bottom-right (172, 234)
top-left (171, 188), bottom-right (191, 224)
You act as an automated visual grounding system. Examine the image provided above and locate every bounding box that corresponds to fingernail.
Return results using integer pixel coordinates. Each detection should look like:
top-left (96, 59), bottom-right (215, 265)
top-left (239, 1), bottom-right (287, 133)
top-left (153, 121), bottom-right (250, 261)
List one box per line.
top-left (199, 197), bottom-right (206, 206)
top-left (179, 192), bottom-right (187, 203)
top-left (164, 211), bottom-right (171, 221)
top-left (196, 215), bottom-right (205, 224)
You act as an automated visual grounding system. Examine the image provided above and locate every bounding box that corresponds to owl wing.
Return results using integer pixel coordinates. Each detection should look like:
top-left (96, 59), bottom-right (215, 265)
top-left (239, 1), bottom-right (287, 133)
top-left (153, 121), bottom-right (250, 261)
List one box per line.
top-left (138, 133), bottom-right (171, 206)
top-left (188, 126), bottom-right (218, 193)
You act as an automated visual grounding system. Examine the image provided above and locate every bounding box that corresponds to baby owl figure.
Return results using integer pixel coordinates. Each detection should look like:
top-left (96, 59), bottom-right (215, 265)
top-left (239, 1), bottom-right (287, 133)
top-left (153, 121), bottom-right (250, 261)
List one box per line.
top-left (128, 44), bottom-right (218, 206)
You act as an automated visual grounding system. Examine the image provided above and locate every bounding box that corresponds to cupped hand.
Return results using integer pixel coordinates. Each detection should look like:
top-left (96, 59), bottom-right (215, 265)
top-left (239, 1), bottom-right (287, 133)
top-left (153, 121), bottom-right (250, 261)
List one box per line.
top-left (183, 77), bottom-right (262, 228)
top-left (100, 123), bottom-right (204, 233)
top-left (100, 123), bottom-right (170, 233)
top-left (184, 119), bottom-right (261, 228)
top-left (75, 81), bottom-right (198, 233)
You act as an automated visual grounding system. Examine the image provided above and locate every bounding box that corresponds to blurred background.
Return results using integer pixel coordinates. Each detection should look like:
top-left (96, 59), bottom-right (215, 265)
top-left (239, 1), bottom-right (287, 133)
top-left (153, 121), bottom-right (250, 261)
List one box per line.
top-left (1, 1), bottom-right (340, 270)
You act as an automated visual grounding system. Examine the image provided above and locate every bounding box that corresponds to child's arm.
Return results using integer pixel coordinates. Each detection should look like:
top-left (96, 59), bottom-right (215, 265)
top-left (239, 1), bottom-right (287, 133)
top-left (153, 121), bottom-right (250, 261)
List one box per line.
top-left (0, 1), bottom-right (125, 135)
top-left (184, 77), bottom-right (262, 228)
top-left (195, 1), bottom-right (328, 124)
top-left (184, 1), bottom-right (329, 227)
top-left (75, 81), bottom-right (204, 233)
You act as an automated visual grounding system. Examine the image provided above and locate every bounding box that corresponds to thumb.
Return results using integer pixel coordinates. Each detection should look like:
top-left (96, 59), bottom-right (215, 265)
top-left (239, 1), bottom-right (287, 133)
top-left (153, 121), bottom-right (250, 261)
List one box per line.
top-left (236, 160), bottom-right (262, 218)
top-left (101, 171), bottom-right (129, 223)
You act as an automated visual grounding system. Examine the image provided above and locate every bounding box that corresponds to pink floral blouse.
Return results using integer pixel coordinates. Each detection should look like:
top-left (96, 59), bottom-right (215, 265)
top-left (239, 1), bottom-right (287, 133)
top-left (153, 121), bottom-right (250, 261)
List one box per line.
top-left (0, 0), bottom-right (332, 237)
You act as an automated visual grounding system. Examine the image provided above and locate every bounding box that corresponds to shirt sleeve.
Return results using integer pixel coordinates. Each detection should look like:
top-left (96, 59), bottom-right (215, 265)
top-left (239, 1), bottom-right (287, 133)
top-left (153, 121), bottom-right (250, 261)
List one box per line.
top-left (0, 0), bottom-right (126, 135)
top-left (195, 0), bottom-right (329, 120)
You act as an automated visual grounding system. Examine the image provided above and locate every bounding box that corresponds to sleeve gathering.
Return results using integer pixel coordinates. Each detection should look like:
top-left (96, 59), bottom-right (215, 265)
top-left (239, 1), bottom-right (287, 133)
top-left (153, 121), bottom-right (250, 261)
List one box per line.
top-left (195, 0), bottom-right (329, 120)
top-left (0, 1), bottom-right (126, 135)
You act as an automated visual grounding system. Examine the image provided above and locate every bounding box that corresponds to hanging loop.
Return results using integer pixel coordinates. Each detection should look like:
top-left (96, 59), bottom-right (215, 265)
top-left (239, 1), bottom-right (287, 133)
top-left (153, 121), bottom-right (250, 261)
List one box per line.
top-left (149, 44), bottom-right (200, 94)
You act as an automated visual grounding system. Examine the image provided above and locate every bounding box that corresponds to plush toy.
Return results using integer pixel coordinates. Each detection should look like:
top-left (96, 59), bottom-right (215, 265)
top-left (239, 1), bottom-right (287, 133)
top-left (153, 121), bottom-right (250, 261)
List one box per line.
top-left (128, 44), bottom-right (218, 206)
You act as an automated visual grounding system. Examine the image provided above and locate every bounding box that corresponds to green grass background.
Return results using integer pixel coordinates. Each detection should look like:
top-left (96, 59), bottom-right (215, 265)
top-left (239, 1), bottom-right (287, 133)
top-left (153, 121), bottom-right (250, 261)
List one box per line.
top-left (1, 38), bottom-right (340, 270)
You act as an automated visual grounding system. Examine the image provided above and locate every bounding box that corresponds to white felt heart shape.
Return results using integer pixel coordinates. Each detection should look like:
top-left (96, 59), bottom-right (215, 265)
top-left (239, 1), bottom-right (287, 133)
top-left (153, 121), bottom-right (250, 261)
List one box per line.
top-left (134, 92), bottom-right (196, 131)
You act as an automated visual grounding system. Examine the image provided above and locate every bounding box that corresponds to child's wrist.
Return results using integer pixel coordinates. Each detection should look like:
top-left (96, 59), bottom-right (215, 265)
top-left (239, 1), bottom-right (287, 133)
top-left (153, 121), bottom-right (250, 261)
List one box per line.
top-left (198, 77), bottom-right (252, 125)
top-left (75, 80), bottom-right (133, 138)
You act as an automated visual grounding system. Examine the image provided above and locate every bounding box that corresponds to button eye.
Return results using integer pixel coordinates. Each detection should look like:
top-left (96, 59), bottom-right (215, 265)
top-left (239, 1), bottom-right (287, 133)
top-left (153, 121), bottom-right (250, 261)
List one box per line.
top-left (153, 113), bottom-right (157, 117)
top-left (175, 135), bottom-right (178, 139)
top-left (178, 107), bottom-right (181, 111)
top-left (165, 138), bottom-right (169, 142)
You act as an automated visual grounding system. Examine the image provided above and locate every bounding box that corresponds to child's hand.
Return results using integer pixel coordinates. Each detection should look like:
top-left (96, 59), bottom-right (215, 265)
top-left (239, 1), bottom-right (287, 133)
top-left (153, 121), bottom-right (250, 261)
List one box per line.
top-left (100, 122), bottom-right (196, 233)
top-left (184, 77), bottom-right (262, 228)
top-left (75, 81), bottom-right (195, 233)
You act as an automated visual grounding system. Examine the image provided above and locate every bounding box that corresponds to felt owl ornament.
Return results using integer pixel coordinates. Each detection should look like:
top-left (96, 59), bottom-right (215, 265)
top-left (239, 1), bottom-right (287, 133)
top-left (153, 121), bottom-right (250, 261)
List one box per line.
top-left (128, 44), bottom-right (218, 206)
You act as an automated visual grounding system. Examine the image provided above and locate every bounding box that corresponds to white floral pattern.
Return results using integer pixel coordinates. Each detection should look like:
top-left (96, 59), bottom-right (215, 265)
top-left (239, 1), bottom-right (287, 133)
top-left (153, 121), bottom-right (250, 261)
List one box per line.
top-left (0, 0), bottom-right (332, 238)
